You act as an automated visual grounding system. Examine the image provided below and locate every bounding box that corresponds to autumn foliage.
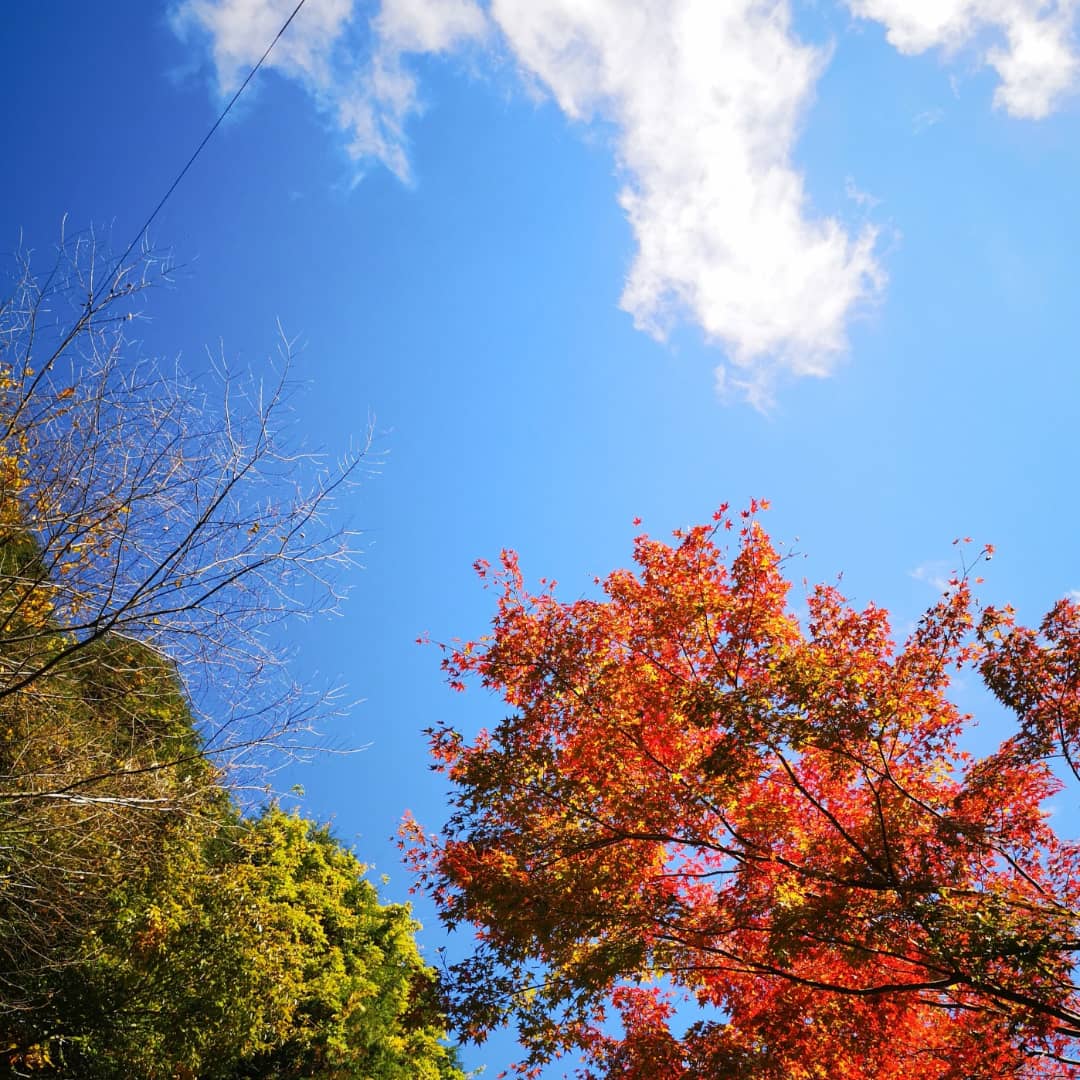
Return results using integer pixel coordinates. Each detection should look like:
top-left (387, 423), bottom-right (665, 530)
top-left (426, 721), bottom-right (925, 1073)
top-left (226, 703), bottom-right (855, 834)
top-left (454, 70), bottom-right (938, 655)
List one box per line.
top-left (408, 503), bottom-right (1080, 1077)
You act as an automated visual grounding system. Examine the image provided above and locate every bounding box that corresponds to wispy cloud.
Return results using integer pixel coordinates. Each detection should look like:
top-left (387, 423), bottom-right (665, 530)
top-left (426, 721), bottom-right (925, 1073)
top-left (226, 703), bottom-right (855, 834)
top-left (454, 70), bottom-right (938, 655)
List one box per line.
top-left (174, 0), bottom-right (354, 92)
top-left (848, 0), bottom-right (1080, 118)
top-left (344, 0), bottom-right (489, 180)
top-left (844, 176), bottom-right (882, 209)
top-left (174, 0), bottom-right (488, 182)
top-left (910, 560), bottom-right (955, 592)
top-left (912, 106), bottom-right (945, 133)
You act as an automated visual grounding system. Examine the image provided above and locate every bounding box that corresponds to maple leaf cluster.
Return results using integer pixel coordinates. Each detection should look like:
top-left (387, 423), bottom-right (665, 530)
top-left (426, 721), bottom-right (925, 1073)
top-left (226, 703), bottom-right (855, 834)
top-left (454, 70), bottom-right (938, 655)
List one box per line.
top-left (405, 504), bottom-right (1080, 1078)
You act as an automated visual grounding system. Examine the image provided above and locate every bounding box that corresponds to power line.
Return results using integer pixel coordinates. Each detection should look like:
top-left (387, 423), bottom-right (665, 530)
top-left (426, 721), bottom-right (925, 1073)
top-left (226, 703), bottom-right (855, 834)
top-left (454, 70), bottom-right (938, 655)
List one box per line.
top-left (110, 0), bottom-right (309, 285)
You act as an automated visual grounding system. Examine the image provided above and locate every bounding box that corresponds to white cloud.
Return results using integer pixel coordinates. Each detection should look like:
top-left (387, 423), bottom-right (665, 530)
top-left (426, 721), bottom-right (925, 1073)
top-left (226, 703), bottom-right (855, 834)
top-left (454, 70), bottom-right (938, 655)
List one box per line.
top-left (487, 1), bottom-right (882, 404)
top-left (847, 0), bottom-right (1080, 118)
top-left (179, 0), bottom-right (886, 400)
top-left (174, 0), bottom-right (354, 90)
top-left (175, 0), bottom-right (488, 181)
top-left (377, 0), bottom-right (488, 52)
top-left (174, 1), bottom-right (1080, 400)
top-left (348, 0), bottom-right (490, 179)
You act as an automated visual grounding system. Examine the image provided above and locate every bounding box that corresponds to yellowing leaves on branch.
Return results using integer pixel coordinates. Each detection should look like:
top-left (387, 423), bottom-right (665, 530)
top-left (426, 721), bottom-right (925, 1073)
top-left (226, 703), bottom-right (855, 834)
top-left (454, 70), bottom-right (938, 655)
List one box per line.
top-left (409, 503), bottom-right (1080, 1079)
top-left (0, 233), bottom-right (463, 1078)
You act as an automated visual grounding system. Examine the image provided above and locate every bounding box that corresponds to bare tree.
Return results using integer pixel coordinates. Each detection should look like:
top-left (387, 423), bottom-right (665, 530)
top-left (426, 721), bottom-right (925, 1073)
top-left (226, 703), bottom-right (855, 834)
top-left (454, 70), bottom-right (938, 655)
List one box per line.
top-left (0, 226), bottom-right (368, 772)
top-left (0, 227), bottom-right (367, 1019)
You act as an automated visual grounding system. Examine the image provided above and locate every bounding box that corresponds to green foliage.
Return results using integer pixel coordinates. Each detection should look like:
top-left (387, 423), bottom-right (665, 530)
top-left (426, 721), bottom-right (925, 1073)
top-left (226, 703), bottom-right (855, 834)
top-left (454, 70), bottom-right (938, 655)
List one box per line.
top-left (58, 808), bottom-right (463, 1080)
top-left (0, 529), bottom-right (460, 1079)
top-left (2, 690), bottom-right (462, 1079)
top-left (0, 632), bottom-right (215, 1041)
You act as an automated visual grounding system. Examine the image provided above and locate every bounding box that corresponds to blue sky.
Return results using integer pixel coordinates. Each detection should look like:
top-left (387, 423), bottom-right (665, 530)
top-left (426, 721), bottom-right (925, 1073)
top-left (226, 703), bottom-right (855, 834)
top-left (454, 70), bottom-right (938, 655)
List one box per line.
top-left (5, 1), bottom-right (1080, 1073)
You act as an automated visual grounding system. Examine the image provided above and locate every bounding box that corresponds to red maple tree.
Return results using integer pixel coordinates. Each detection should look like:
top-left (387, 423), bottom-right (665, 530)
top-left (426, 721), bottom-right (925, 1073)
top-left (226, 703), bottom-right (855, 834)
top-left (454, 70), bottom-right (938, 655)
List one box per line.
top-left (405, 503), bottom-right (1080, 1078)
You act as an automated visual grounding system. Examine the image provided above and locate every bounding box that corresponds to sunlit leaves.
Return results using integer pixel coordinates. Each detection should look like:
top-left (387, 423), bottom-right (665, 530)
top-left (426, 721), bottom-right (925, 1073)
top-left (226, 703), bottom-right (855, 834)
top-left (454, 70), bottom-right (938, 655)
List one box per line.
top-left (411, 505), bottom-right (1080, 1077)
top-left (72, 807), bottom-right (464, 1080)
